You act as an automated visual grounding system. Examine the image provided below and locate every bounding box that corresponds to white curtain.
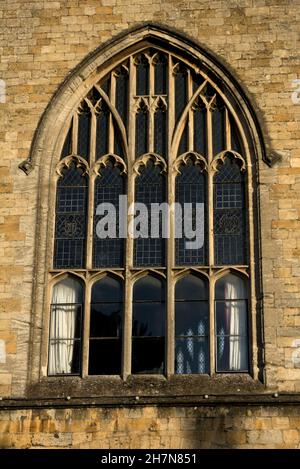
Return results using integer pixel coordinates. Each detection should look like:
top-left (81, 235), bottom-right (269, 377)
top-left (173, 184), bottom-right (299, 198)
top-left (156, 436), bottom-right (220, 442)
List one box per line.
top-left (48, 278), bottom-right (81, 374)
top-left (224, 276), bottom-right (247, 371)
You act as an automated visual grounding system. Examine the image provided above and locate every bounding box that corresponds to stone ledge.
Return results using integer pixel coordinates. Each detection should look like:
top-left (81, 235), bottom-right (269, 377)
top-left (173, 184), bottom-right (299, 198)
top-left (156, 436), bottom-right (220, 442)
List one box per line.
top-left (1, 393), bottom-right (300, 410)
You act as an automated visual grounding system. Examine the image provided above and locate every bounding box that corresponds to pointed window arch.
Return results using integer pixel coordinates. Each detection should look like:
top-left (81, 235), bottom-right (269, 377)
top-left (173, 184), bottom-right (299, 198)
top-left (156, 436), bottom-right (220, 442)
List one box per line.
top-left (32, 25), bottom-right (263, 382)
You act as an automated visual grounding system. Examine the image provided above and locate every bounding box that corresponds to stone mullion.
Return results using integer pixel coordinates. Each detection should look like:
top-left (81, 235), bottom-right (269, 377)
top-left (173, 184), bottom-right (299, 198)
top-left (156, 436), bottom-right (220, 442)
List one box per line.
top-left (207, 103), bottom-right (215, 375)
top-left (86, 109), bottom-right (96, 270)
top-left (187, 69), bottom-right (194, 152)
top-left (81, 277), bottom-right (91, 377)
top-left (122, 56), bottom-right (136, 379)
top-left (108, 73), bottom-right (116, 154)
top-left (167, 54), bottom-right (175, 376)
top-left (149, 57), bottom-right (155, 153)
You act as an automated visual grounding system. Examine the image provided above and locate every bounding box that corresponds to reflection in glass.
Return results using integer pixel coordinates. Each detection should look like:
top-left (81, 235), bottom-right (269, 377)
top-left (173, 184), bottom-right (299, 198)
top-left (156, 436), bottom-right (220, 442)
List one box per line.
top-left (132, 275), bottom-right (165, 374)
top-left (175, 275), bottom-right (209, 374)
top-left (215, 274), bottom-right (249, 372)
top-left (89, 276), bottom-right (123, 375)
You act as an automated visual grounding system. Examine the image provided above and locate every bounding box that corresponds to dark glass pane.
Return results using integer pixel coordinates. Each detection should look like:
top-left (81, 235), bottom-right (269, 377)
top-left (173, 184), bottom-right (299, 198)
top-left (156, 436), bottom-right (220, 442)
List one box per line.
top-left (136, 55), bottom-right (149, 95)
top-left (175, 274), bottom-right (208, 300)
top-left (215, 274), bottom-right (248, 300)
top-left (133, 275), bottom-right (165, 302)
top-left (178, 122), bottom-right (188, 156)
top-left (114, 122), bottom-right (125, 159)
top-left (154, 54), bottom-right (167, 95)
top-left (50, 304), bottom-right (83, 339)
top-left (214, 158), bottom-right (246, 265)
top-left (192, 72), bottom-right (205, 94)
top-left (133, 303), bottom-right (165, 337)
top-left (175, 302), bottom-right (208, 336)
top-left (132, 275), bottom-right (165, 374)
top-left (134, 161), bottom-right (165, 267)
top-left (154, 106), bottom-right (167, 157)
top-left (175, 162), bottom-right (206, 265)
top-left (194, 106), bottom-right (206, 156)
top-left (49, 339), bottom-right (81, 375)
top-left (88, 338), bottom-right (121, 375)
top-left (78, 103), bottom-right (91, 159)
top-left (100, 77), bottom-right (110, 95)
top-left (230, 115), bottom-right (243, 153)
top-left (132, 337), bottom-right (165, 374)
top-left (135, 106), bottom-right (148, 157)
top-left (93, 162), bottom-right (125, 268)
top-left (175, 63), bottom-right (187, 122)
top-left (92, 276), bottom-right (123, 302)
top-left (212, 100), bottom-right (225, 156)
top-left (54, 164), bottom-right (87, 269)
top-left (96, 102), bottom-right (109, 159)
top-left (175, 338), bottom-right (209, 374)
top-left (61, 123), bottom-right (72, 158)
top-left (90, 303), bottom-right (122, 338)
top-left (216, 336), bottom-right (248, 372)
top-left (116, 66), bottom-right (128, 128)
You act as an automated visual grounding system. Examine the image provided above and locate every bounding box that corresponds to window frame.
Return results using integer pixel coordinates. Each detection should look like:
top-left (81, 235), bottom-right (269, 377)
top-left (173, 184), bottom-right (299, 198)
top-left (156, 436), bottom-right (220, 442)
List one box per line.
top-left (32, 30), bottom-right (262, 388)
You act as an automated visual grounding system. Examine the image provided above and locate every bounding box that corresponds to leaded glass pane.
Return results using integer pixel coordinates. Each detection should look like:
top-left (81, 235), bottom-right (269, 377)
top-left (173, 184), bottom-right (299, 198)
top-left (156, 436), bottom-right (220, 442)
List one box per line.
top-left (93, 161), bottom-right (125, 268)
top-left (134, 161), bottom-right (166, 267)
top-left (214, 157), bottom-right (246, 265)
top-left (175, 161), bottom-right (206, 265)
top-left (54, 164), bottom-right (87, 269)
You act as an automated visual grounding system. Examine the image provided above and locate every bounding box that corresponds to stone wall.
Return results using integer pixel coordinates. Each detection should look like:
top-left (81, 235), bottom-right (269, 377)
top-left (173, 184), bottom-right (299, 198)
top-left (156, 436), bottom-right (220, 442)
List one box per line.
top-left (1, 404), bottom-right (300, 449)
top-left (0, 0), bottom-right (300, 448)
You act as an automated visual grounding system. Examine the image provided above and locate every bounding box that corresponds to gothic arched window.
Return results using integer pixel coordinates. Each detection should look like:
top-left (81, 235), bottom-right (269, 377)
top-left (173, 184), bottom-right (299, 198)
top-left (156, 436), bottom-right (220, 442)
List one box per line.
top-left (46, 38), bottom-right (259, 379)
